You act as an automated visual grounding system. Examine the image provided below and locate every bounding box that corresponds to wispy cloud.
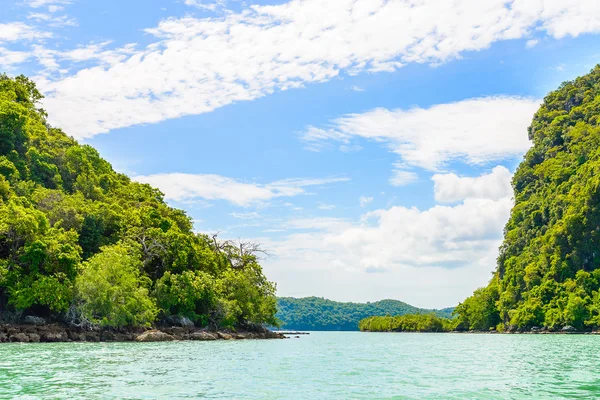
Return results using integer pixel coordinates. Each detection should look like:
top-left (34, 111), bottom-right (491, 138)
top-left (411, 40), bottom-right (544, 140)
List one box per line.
top-left (302, 96), bottom-right (540, 171)
top-left (359, 196), bottom-right (373, 207)
top-left (7, 0), bottom-right (595, 138)
top-left (133, 173), bottom-right (349, 207)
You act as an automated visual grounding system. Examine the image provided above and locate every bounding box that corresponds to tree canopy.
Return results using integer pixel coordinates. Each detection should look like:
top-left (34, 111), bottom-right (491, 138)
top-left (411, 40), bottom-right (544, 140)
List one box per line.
top-left (455, 65), bottom-right (600, 332)
top-left (0, 73), bottom-right (277, 329)
top-left (276, 297), bottom-right (454, 331)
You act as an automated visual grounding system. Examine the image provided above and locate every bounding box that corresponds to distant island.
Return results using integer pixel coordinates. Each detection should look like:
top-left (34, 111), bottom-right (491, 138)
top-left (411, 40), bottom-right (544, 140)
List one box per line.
top-left (275, 297), bottom-right (453, 331)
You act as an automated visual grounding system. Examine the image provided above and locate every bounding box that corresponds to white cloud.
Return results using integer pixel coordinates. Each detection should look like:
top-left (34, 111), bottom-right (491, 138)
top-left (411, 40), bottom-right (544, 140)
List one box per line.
top-left (525, 38), bottom-right (539, 48)
top-left (432, 165), bottom-right (513, 203)
top-left (230, 212), bottom-right (261, 219)
top-left (259, 167), bottom-right (516, 307)
top-left (389, 167), bottom-right (418, 187)
top-left (262, 195), bottom-right (512, 307)
top-left (359, 196), bottom-right (373, 207)
top-left (20, 0), bottom-right (598, 138)
top-left (350, 85), bottom-right (365, 92)
top-left (27, 12), bottom-right (77, 28)
top-left (185, 0), bottom-right (227, 12)
top-left (26, 0), bottom-right (72, 8)
top-left (0, 22), bottom-right (50, 43)
top-left (303, 96), bottom-right (540, 170)
top-left (317, 203), bottom-right (336, 210)
top-left (133, 173), bottom-right (348, 206)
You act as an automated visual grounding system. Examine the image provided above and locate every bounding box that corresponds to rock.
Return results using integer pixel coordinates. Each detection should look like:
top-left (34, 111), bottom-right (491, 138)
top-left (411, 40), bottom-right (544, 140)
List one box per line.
top-left (166, 315), bottom-right (195, 328)
top-left (189, 331), bottom-right (217, 341)
top-left (217, 332), bottom-right (233, 340)
top-left (9, 333), bottom-right (29, 342)
top-left (114, 333), bottom-right (134, 342)
top-left (27, 333), bottom-right (40, 343)
top-left (0, 333), bottom-right (6, 343)
top-left (41, 331), bottom-right (69, 342)
top-left (23, 316), bottom-right (46, 326)
top-left (561, 325), bottom-right (577, 333)
top-left (135, 330), bottom-right (175, 342)
top-left (85, 332), bottom-right (100, 342)
top-left (101, 331), bottom-right (116, 341)
top-left (530, 326), bottom-right (541, 333)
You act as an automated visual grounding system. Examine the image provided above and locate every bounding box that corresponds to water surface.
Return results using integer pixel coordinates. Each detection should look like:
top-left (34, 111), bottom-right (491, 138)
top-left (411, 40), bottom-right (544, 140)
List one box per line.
top-left (1, 332), bottom-right (599, 399)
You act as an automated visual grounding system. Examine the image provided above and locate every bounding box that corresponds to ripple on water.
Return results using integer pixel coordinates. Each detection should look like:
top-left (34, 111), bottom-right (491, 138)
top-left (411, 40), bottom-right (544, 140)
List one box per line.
top-left (1, 333), bottom-right (600, 399)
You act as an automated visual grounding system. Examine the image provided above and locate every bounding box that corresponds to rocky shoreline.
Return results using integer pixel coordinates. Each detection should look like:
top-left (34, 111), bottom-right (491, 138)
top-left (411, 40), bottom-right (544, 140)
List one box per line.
top-left (0, 323), bottom-right (285, 343)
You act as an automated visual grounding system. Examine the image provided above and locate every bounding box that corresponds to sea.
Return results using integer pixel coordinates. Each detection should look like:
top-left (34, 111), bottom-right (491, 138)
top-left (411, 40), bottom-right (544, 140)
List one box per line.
top-left (1, 331), bottom-right (599, 399)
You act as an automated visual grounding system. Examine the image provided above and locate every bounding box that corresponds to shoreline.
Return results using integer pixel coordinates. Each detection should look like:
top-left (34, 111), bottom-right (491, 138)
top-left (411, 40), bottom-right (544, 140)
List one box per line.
top-left (0, 324), bottom-right (285, 343)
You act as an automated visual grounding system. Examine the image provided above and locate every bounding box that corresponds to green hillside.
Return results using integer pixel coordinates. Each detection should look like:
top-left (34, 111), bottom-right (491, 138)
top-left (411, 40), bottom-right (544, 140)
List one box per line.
top-left (0, 74), bottom-right (277, 329)
top-left (455, 65), bottom-right (600, 332)
top-left (276, 297), bottom-right (454, 331)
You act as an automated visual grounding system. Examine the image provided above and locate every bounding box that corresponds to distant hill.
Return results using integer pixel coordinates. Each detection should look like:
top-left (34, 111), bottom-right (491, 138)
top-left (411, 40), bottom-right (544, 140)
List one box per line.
top-left (276, 297), bottom-right (454, 331)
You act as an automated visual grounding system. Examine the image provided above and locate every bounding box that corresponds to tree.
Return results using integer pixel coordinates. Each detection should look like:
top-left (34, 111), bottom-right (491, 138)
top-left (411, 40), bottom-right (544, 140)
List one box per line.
top-left (75, 244), bottom-right (157, 328)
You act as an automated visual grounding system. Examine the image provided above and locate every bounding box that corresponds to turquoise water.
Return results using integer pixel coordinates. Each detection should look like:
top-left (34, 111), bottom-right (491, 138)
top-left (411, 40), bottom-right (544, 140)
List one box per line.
top-left (1, 332), bottom-right (599, 399)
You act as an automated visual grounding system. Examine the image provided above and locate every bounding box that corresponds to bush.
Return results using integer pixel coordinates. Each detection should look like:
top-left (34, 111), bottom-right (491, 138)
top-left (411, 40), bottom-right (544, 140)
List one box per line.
top-left (75, 244), bottom-right (157, 328)
top-left (154, 270), bottom-right (217, 326)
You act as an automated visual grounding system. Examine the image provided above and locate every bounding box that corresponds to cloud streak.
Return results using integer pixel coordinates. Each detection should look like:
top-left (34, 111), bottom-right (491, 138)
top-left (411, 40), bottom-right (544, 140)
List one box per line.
top-left (4, 0), bottom-right (593, 138)
top-left (133, 173), bottom-right (349, 206)
top-left (303, 96), bottom-right (540, 170)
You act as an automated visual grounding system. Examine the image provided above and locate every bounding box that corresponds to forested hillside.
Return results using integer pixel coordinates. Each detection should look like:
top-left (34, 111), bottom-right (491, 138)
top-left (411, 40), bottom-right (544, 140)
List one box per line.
top-left (0, 74), bottom-right (277, 329)
top-left (456, 65), bottom-right (600, 332)
top-left (276, 297), bottom-right (454, 331)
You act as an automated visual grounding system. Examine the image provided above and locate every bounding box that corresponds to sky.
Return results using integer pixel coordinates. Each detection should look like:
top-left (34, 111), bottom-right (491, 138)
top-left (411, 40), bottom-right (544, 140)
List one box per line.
top-left (2, 0), bottom-right (600, 308)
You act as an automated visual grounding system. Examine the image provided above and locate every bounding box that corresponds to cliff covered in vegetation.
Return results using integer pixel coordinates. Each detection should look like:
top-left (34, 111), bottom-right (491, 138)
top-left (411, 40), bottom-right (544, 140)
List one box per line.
top-left (0, 74), bottom-right (277, 331)
top-left (276, 297), bottom-right (454, 331)
top-left (455, 65), bottom-right (600, 332)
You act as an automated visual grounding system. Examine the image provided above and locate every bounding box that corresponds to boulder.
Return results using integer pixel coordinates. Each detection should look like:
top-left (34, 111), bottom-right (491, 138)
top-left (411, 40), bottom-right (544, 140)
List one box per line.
top-left (9, 333), bottom-right (29, 342)
top-left (135, 330), bottom-right (175, 342)
top-left (41, 331), bottom-right (69, 342)
top-left (27, 333), bottom-right (40, 343)
top-left (189, 331), bottom-right (217, 341)
top-left (217, 332), bottom-right (233, 340)
top-left (166, 315), bottom-right (195, 328)
top-left (23, 316), bottom-right (46, 326)
top-left (0, 333), bottom-right (7, 343)
top-left (561, 325), bottom-right (577, 333)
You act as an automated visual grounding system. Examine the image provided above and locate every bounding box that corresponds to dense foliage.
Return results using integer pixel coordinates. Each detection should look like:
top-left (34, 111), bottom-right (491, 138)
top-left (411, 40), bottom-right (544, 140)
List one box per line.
top-left (358, 314), bottom-right (455, 332)
top-left (276, 297), bottom-right (454, 331)
top-left (456, 65), bottom-right (600, 332)
top-left (0, 74), bottom-right (278, 329)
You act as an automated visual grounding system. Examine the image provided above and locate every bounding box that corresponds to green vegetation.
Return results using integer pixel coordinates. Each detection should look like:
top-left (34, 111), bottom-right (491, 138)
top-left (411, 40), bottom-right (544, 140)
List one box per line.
top-left (358, 314), bottom-right (455, 332)
top-left (0, 74), bottom-right (277, 329)
top-left (456, 65), bottom-right (600, 332)
top-left (276, 297), bottom-right (454, 331)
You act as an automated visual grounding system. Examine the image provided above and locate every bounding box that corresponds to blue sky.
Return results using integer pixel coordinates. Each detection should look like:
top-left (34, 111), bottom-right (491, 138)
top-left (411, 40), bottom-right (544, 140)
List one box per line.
top-left (2, 0), bottom-right (600, 307)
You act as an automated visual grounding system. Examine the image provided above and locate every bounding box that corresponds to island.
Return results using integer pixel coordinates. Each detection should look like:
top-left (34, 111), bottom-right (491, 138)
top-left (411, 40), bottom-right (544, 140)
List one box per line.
top-left (0, 74), bottom-right (281, 342)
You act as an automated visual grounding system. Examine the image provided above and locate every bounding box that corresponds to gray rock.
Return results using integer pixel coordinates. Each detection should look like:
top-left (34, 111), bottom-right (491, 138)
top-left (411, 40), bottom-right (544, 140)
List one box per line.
top-left (561, 325), bottom-right (577, 333)
top-left (42, 331), bottom-right (69, 342)
top-left (166, 315), bottom-right (195, 328)
top-left (27, 333), bottom-right (41, 343)
top-left (23, 315), bottom-right (46, 326)
top-left (217, 332), bottom-right (233, 340)
top-left (189, 331), bottom-right (217, 341)
top-left (9, 333), bottom-right (29, 343)
top-left (135, 330), bottom-right (175, 342)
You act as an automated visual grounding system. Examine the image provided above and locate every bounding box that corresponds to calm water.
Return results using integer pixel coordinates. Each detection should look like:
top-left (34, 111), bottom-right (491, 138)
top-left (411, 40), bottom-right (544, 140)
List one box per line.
top-left (1, 332), bottom-right (599, 399)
